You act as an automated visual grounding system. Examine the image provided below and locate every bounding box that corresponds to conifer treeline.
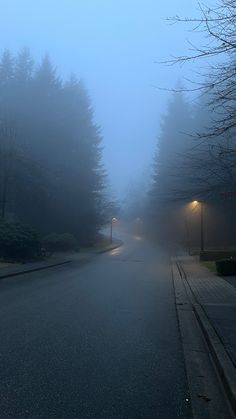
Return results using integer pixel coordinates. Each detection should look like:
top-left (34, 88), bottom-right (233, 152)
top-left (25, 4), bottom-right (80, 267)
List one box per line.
top-left (149, 92), bottom-right (236, 246)
top-left (0, 48), bottom-right (107, 244)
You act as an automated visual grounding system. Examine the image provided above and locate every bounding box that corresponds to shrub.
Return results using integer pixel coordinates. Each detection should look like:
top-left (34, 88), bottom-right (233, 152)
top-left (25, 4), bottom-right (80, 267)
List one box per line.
top-left (215, 259), bottom-right (236, 276)
top-left (42, 233), bottom-right (79, 252)
top-left (0, 218), bottom-right (40, 260)
top-left (200, 250), bottom-right (236, 261)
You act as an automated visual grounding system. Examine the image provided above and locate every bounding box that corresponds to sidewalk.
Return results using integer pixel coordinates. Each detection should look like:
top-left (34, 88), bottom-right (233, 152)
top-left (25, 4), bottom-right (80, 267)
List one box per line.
top-left (175, 255), bottom-right (236, 413)
top-left (0, 239), bottom-right (123, 280)
top-left (0, 255), bottom-right (74, 280)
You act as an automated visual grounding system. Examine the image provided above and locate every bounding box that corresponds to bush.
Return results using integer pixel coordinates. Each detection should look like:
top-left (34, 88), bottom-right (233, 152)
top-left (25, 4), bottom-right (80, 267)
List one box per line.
top-left (0, 219), bottom-right (40, 260)
top-left (42, 233), bottom-right (79, 252)
top-left (200, 250), bottom-right (236, 261)
top-left (215, 259), bottom-right (236, 276)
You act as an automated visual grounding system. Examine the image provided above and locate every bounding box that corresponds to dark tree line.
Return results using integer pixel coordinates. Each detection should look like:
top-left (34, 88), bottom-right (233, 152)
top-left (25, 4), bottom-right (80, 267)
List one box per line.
top-left (0, 48), bottom-right (108, 245)
top-left (148, 0), bottom-right (236, 248)
top-left (149, 91), bottom-right (236, 247)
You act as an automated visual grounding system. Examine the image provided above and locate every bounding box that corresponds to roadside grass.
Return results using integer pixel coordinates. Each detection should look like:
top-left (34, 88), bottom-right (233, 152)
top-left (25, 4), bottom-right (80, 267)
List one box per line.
top-left (0, 260), bottom-right (21, 268)
top-left (202, 261), bottom-right (217, 274)
top-left (0, 262), bottom-right (11, 268)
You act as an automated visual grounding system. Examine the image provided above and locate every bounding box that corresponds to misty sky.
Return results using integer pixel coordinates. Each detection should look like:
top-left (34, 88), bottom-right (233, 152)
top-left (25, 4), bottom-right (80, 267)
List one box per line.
top-left (0, 0), bottom-right (204, 198)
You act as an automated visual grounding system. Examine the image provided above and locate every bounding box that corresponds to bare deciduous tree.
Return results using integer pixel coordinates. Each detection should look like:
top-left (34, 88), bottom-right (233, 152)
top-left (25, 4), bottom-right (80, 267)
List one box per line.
top-left (169, 0), bottom-right (236, 137)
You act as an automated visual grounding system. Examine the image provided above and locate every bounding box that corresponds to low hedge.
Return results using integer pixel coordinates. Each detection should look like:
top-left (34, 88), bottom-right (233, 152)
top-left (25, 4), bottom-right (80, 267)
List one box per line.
top-left (0, 218), bottom-right (39, 260)
top-left (200, 250), bottom-right (236, 261)
top-left (42, 233), bottom-right (79, 252)
top-left (215, 258), bottom-right (236, 276)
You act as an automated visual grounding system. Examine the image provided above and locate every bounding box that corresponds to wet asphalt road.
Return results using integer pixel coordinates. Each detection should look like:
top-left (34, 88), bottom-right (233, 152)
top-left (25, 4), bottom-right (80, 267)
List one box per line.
top-left (0, 232), bottom-right (192, 418)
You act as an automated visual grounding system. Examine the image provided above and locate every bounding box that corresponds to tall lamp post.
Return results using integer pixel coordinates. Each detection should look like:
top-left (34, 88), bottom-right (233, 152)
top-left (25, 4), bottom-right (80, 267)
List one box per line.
top-left (192, 200), bottom-right (204, 253)
top-left (110, 217), bottom-right (117, 244)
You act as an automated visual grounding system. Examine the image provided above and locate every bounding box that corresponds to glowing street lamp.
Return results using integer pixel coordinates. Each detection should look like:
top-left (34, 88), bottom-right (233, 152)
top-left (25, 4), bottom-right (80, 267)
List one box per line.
top-left (110, 217), bottom-right (117, 244)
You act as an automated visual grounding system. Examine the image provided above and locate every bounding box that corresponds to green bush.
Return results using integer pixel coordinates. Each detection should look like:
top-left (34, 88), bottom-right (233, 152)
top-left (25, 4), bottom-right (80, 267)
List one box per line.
top-left (0, 219), bottom-right (39, 260)
top-left (215, 259), bottom-right (236, 276)
top-left (42, 233), bottom-right (79, 252)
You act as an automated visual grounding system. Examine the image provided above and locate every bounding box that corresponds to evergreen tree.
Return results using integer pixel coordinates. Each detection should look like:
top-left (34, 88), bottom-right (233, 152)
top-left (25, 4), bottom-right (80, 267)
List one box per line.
top-left (0, 49), bottom-right (107, 244)
top-left (150, 92), bottom-right (193, 208)
top-left (15, 48), bottom-right (34, 83)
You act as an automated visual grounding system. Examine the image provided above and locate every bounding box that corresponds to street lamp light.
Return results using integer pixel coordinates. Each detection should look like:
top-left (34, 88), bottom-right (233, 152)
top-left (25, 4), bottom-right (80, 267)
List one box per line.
top-left (110, 217), bottom-right (117, 244)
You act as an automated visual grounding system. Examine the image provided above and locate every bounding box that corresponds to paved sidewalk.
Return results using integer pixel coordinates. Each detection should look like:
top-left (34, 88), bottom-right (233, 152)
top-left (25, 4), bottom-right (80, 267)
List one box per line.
top-left (180, 257), bottom-right (236, 367)
top-left (0, 240), bottom-right (123, 280)
top-left (175, 256), bottom-right (236, 413)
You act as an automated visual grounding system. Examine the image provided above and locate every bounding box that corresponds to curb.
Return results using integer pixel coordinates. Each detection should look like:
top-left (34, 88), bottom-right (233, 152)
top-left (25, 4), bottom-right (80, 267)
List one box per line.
top-left (194, 304), bottom-right (236, 414)
top-left (95, 240), bottom-right (123, 254)
top-left (176, 259), bottom-right (236, 415)
top-left (0, 260), bottom-right (72, 281)
top-left (0, 241), bottom-right (123, 281)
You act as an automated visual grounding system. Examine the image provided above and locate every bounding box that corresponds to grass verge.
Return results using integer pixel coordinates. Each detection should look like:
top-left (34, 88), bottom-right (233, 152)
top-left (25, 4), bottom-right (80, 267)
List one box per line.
top-left (202, 261), bottom-right (217, 274)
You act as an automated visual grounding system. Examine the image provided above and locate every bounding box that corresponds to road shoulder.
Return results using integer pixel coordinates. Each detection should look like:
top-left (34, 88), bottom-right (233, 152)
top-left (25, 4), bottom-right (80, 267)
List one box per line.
top-left (0, 239), bottom-right (123, 281)
top-left (172, 259), bottom-right (235, 418)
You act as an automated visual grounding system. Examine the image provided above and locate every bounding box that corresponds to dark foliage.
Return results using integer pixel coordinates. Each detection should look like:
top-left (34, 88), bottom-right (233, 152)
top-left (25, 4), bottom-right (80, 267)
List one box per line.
top-left (216, 259), bottom-right (236, 276)
top-left (42, 233), bottom-right (79, 252)
top-left (0, 49), bottom-right (107, 245)
top-left (148, 91), bottom-right (236, 247)
top-left (0, 218), bottom-right (39, 260)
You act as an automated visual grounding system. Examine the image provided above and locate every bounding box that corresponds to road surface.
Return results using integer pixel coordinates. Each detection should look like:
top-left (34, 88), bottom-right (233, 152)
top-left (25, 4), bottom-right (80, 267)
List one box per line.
top-left (0, 230), bottom-right (191, 418)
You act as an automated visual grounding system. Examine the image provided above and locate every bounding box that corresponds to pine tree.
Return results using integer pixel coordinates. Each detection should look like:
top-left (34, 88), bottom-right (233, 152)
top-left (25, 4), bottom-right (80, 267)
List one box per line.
top-left (0, 49), bottom-right (107, 243)
top-left (150, 92), bottom-right (193, 207)
top-left (15, 48), bottom-right (34, 83)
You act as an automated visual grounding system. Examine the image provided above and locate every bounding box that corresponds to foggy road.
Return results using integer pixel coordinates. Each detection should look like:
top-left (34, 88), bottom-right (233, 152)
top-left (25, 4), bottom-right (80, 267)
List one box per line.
top-left (0, 233), bottom-right (191, 418)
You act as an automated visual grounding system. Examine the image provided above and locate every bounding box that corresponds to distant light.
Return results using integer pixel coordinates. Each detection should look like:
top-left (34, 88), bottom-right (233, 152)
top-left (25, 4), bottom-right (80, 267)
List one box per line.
top-left (112, 217), bottom-right (117, 223)
top-left (133, 235), bottom-right (142, 241)
top-left (192, 200), bottom-right (199, 205)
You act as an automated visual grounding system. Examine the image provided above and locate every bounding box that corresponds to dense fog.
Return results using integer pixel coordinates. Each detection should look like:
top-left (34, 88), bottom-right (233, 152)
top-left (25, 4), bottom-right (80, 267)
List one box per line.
top-left (1, 0), bottom-right (236, 254)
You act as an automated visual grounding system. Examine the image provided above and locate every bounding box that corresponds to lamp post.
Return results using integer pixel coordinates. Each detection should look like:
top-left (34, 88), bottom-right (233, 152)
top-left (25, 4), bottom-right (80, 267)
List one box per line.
top-left (192, 200), bottom-right (204, 253)
top-left (200, 201), bottom-right (204, 253)
top-left (184, 216), bottom-right (191, 255)
top-left (110, 217), bottom-right (117, 244)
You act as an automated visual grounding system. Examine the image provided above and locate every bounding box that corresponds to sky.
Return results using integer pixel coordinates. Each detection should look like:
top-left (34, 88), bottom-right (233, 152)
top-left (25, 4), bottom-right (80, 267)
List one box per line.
top-left (0, 0), bottom-right (204, 199)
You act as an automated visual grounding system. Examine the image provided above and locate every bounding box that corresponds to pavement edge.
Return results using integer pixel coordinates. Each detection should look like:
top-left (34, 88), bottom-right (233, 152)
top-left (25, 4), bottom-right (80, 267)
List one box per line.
top-left (194, 303), bottom-right (236, 415)
top-left (0, 260), bottom-right (72, 280)
top-left (95, 240), bottom-right (123, 254)
top-left (174, 258), bottom-right (236, 415)
top-left (0, 240), bottom-right (123, 281)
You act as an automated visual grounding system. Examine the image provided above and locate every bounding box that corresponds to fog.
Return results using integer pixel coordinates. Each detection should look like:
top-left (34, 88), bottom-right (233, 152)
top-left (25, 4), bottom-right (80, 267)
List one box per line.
top-left (1, 0), bottom-right (235, 252)
top-left (1, 4), bottom-right (236, 416)
top-left (0, 0), bottom-right (201, 197)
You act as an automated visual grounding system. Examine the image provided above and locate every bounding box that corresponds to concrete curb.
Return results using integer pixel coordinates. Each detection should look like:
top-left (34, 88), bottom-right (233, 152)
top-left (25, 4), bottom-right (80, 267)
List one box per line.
top-left (176, 259), bottom-right (236, 415)
top-left (0, 260), bottom-right (72, 280)
top-left (0, 240), bottom-right (123, 281)
top-left (95, 240), bottom-right (123, 254)
top-left (194, 304), bottom-right (236, 414)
